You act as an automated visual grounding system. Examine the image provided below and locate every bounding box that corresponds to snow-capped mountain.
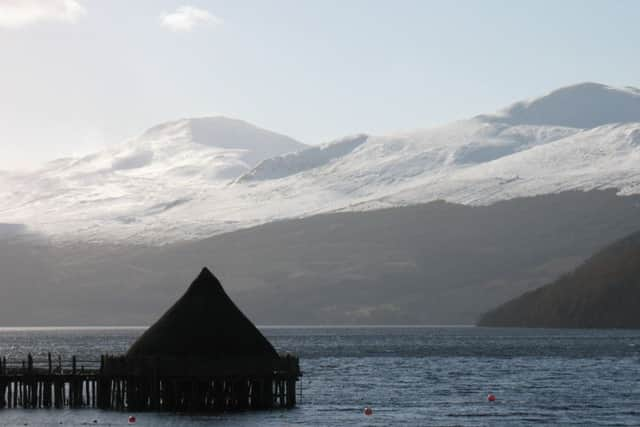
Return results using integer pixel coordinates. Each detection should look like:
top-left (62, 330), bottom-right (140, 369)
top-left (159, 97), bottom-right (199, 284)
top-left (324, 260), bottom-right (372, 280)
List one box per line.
top-left (477, 82), bottom-right (640, 128)
top-left (0, 117), bottom-right (306, 242)
top-left (24, 116), bottom-right (305, 182)
top-left (2, 82), bottom-right (640, 244)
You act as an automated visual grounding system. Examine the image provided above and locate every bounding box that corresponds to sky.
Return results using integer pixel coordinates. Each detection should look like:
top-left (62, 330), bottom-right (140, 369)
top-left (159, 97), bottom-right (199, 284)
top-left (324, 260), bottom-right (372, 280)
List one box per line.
top-left (0, 0), bottom-right (639, 170)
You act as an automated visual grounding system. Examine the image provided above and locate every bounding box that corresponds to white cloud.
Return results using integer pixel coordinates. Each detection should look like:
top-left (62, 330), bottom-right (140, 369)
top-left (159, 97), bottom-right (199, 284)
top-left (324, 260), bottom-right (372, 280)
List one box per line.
top-left (160, 5), bottom-right (221, 32)
top-left (0, 0), bottom-right (86, 29)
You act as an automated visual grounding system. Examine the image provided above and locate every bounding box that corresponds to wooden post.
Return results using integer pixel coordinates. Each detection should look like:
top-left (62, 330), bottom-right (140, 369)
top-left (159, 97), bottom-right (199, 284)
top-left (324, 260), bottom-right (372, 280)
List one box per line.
top-left (288, 378), bottom-right (296, 407)
top-left (97, 356), bottom-right (104, 409)
top-left (213, 379), bottom-right (224, 411)
top-left (151, 360), bottom-right (159, 411)
top-left (15, 380), bottom-right (19, 408)
top-left (112, 379), bottom-right (116, 410)
top-left (237, 378), bottom-right (249, 410)
top-left (115, 378), bottom-right (121, 410)
top-left (188, 379), bottom-right (196, 412)
top-left (85, 377), bottom-right (90, 407)
top-left (274, 379), bottom-right (279, 408)
top-left (43, 378), bottom-right (48, 408)
top-left (265, 377), bottom-right (273, 409)
top-left (53, 378), bottom-right (59, 408)
top-left (0, 379), bottom-right (5, 409)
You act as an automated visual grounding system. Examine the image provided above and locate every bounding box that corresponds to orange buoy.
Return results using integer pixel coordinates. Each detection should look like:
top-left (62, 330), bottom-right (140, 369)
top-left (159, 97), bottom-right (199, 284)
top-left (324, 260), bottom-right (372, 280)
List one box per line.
top-left (364, 406), bottom-right (373, 416)
top-left (487, 393), bottom-right (496, 402)
top-left (128, 415), bottom-right (137, 424)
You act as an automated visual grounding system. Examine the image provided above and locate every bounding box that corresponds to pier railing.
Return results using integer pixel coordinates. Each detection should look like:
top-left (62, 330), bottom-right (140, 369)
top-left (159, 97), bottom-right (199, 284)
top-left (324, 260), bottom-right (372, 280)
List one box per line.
top-left (0, 354), bottom-right (100, 376)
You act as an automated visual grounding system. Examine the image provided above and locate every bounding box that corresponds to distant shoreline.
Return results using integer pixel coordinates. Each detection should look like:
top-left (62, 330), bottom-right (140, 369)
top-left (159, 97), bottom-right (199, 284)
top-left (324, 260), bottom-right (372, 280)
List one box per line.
top-left (0, 324), bottom-right (475, 331)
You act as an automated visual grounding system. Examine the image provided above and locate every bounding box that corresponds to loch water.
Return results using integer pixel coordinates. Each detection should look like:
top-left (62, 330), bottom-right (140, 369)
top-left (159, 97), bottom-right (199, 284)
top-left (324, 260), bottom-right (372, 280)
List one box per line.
top-left (0, 326), bottom-right (639, 426)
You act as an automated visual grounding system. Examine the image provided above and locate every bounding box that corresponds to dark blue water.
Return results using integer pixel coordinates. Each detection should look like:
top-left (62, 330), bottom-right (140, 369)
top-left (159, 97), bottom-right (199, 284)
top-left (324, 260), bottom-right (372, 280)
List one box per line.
top-left (1, 326), bottom-right (639, 426)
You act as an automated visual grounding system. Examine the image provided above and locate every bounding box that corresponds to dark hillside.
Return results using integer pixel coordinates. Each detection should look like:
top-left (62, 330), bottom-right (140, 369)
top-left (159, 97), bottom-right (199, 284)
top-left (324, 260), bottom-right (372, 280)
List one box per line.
top-left (478, 230), bottom-right (640, 328)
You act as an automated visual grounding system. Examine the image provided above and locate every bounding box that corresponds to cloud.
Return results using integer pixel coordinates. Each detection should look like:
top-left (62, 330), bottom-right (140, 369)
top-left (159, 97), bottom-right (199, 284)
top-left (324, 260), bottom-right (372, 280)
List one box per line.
top-left (160, 5), bottom-right (221, 32)
top-left (0, 0), bottom-right (86, 29)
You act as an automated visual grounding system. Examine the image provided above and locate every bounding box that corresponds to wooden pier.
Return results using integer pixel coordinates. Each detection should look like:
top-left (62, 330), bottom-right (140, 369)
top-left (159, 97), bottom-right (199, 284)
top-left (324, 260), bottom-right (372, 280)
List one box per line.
top-left (0, 353), bottom-right (300, 411)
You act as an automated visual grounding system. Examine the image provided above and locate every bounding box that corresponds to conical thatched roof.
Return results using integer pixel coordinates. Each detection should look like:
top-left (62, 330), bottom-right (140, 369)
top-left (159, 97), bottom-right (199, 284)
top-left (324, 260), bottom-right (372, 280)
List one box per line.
top-left (126, 267), bottom-right (278, 360)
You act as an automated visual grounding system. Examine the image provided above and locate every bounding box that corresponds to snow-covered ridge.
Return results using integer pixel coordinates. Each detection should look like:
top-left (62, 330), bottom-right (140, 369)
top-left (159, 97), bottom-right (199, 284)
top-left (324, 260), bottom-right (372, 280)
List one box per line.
top-left (478, 82), bottom-right (640, 128)
top-left (27, 116), bottom-right (307, 183)
top-left (236, 134), bottom-right (368, 182)
top-left (2, 82), bottom-right (640, 244)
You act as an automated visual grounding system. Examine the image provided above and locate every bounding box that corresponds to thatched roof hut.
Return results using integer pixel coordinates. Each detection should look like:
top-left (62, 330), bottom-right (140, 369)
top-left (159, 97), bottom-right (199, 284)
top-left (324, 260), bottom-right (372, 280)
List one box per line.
top-left (126, 267), bottom-right (278, 361)
top-left (99, 267), bottom-right (299, 411)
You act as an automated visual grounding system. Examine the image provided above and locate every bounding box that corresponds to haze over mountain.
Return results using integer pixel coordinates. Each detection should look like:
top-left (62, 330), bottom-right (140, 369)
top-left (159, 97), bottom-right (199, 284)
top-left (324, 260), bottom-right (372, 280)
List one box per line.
top-left (2, 82), bottom-right (640, 244)
top-left (1, 189), bottom-right (640, 326)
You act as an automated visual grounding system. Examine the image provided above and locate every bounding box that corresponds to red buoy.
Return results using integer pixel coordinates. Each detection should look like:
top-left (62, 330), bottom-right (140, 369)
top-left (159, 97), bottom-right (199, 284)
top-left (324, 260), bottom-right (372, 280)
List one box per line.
top-left (128, 415), bottom-right (137, 424)
top-left (364, 407), bottom-right (373, 416)
top-left (487, 393), bottom-right (496, 402)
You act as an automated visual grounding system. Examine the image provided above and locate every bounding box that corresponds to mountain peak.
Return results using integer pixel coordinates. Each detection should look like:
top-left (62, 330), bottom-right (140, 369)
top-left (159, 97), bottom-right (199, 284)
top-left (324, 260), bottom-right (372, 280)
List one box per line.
top-left (479, 82), bottom-right (640, 129)
top-left (139, 116), bottom-right (306, 153)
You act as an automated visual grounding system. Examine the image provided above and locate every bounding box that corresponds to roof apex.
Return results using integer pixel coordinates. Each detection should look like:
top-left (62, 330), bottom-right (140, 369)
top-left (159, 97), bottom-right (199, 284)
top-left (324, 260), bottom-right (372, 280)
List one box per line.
top-left (126, 267), bottom-right (278, 360)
